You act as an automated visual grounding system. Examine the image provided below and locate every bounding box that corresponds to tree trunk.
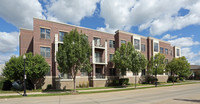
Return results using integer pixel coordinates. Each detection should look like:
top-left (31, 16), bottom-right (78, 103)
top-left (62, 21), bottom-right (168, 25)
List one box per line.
top-left (135, 72), bottom-right (137, 88)
top-left (73, 76), bottom-right (76, 93)
top-left (31, 79), bottom-right (37, 90)
top-left (34, 84), bottom-right (36, 90)
top-left (172, 74), bottom-right (174, 85)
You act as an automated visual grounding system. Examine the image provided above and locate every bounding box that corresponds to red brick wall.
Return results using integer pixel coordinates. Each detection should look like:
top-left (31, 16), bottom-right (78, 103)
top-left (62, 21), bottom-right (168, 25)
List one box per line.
top-left (33, 18), bottom-right (115, 76)
top-left (159, 41), bottom-right (173, 61)
top-left (20, 29), bottom-right (33, 55)
top-left (141, 38), bottom-right (147, 58)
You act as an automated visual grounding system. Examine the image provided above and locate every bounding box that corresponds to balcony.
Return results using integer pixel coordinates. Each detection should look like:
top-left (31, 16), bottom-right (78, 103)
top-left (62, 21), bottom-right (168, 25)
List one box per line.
top-left (94, 43), bottom-right (105, 49)
top-left (95, 74), bottom-right (106, 79)
top-left (92, 39), bottom-right (108, 65)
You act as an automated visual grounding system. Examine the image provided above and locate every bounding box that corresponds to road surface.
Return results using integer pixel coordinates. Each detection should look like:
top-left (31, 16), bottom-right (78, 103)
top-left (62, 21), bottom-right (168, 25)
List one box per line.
top-left (1, 83), bottom-right (200, 104)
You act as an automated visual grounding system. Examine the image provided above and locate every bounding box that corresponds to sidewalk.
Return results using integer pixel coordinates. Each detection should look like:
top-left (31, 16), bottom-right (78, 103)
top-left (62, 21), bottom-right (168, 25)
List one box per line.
top-left (0, 81), bottom-right (199, 97)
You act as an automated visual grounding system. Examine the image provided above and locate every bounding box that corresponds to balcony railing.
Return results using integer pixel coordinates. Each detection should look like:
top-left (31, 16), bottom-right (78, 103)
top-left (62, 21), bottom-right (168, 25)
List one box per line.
top-left (96, 74), bottom-right (105, 79)
top-left (95, 44), bottom-right (104, 47)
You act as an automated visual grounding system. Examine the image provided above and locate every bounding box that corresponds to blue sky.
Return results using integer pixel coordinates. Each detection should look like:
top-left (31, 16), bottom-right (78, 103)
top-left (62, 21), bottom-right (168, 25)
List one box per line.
top-left (0, 0), bottom-right (200, 65)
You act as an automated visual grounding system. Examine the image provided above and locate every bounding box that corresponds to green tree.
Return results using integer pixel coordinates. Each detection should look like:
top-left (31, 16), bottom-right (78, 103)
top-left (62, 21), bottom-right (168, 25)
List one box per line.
top-left (128, 50), bottom-right (147, 88)
top-left (148, 53), bottom-right (166, 78)
top-left (56, 29), bottom-right (92, 92)
top-left (177, 56), bottom-right (191, 78)
top-left (166, 56), bottom-right (191, 84)
top-left (3, 53), bottom-right (49, 89)
top-left (112, 42), bottom-right (147, 87)
top-left (112, 42), bottom-right (132, 76)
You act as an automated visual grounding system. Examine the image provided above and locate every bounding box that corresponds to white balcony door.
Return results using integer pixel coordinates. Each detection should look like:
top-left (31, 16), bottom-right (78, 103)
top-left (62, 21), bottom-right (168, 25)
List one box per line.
top-left (95, 52), bottom-right (100, 62)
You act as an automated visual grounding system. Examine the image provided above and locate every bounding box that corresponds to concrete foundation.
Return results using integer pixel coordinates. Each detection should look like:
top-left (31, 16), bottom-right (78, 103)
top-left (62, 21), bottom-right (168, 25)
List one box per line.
top-left (92, 79), bottom-right (107, 87)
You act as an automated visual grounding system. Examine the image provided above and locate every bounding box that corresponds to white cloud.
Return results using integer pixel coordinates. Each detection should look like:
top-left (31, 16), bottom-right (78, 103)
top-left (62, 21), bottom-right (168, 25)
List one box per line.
top-left (181, 48), bottom-right (198, 59)
top-left (0, 54), bottom-right (17, 64)
top-left (161, 34), bottom-right (177, 40)
top-left (168, 37), bottom-right (199, 47)
top-left (0, 31), bottom-right (19, 64)
top-left (96, 24), bottom-right (117, 34)
top-left (0, 0), bottom-right (44, 29)
top-left (168, 36), bottom-right (200, 65)
top-left (0, 32), bottom-right (19, 53)
top-left (181, 48), bottom-right (200, 65)
top-left (100, 0), bottom-right (135, 31)
top-left (99, 0), bottom-right (200, 35)
top-left (46, 0), bottom-right (100, 25)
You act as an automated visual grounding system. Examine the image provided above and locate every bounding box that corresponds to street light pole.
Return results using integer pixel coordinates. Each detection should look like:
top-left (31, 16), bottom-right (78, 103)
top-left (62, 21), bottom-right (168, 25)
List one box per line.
top-left (155, 64), bottom-right (158, 87)
top-left (23, 55), bottom-right (27, 96)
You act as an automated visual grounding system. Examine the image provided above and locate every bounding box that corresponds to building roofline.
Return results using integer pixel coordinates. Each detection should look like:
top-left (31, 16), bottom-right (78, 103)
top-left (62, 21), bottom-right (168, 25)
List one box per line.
top-left (33, 18), bottom-right (114, 36)
top-left (115, 30), bottom-right (147, 39)
top-left (20, 28), bottom-right (33, 31)
top-left (116, 30), bottom-right (171, 45)
top-left (148, 37), bottom-right (171, 44)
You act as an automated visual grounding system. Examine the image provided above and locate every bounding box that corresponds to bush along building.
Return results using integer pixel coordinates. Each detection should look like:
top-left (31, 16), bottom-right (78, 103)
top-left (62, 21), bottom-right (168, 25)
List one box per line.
top-left (20, 18), bottom-right (181, 89)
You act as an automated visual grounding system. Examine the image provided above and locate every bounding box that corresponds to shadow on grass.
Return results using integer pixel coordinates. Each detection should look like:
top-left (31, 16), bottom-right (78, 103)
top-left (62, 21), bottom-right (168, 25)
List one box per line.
top-left (174, 98), bottom-right (200, 103)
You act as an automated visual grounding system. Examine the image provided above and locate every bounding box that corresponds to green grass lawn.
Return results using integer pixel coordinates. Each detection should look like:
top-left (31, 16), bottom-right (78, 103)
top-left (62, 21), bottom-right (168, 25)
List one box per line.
top-left (0, 80), bottom-right (199, 99)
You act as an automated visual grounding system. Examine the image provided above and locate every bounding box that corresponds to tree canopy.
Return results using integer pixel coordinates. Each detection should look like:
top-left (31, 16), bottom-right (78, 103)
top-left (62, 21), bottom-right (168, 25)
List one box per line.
top-left (3, 53), bottom-right (49, 89)
top-left (166, 56), bottom-right (191, 78)
top-left (56, 29), bottom-right (92, 92)
top-left (148, 53), bottom-right (166, 75)
top-left (112, 42), bottom-right (147, 77)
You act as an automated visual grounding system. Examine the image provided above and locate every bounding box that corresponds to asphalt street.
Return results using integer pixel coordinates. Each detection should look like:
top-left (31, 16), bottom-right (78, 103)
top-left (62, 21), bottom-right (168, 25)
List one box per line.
top-left (1, 83), bottom-right (200, 104)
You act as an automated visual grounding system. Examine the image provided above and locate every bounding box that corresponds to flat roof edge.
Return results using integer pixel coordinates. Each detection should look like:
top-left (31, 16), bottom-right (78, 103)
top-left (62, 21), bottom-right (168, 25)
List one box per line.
top-left (33, 18), bottom-right (114, 35)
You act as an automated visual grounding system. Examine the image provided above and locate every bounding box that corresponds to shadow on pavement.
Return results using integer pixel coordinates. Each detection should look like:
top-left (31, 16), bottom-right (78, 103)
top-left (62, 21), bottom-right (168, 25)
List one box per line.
top-left (174, 98), bottom-right (200, 103)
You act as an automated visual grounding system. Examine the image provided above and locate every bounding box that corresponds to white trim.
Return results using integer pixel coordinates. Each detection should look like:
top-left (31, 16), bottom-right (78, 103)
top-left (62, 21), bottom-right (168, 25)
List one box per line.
top-left (132, 35), bottom-right (141, 51)
top-left (175, 46), bottom-right (181, 58)
top-left (153, 39), bottom-right (159, 56)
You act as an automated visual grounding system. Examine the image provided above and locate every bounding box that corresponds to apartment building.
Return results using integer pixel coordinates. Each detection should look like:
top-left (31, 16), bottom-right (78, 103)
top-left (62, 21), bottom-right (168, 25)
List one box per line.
top-left (20, 18), bottom-right (181, 89)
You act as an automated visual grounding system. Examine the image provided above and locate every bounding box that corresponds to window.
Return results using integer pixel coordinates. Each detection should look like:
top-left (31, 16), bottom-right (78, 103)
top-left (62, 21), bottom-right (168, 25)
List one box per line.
top-left (96, 68), bottom-right (103, 78)
top-left (59, 31), bottom-right (67, 41)
top-left (40, 47), bottom-right (50, 58)
top-left (154, 42), bottom-right (158, 52)
top-left (142, 69), bottom-right (146, 76)
top-left (109, 40), bottom-right (115, 48)
top-left (165, 48), bottom-right (168, 54)
top-left (141, 44), bottom-right (145, 52)
top-left (60, 73), bottom-right (72, 79)
top-left (134, 39), bottom-right (140, 50)
top-left (80, 68), bottom-right (88, 76)
top-left (109, 68), bottom-right (116, 76)
top-left (177, 49), bottom-right (180, 56)
top-left (95, 52), bottom-right (102, 62)
top-left (109, 54), bottom-right (113, 61)
top-left (40, 28), bottom-right (50, 39)
top-left (121, 40), bottom-right (126, 45)
top-left (46, 66), bottom-right (51, 76)
top-left (170, 50), bottom-right (172, 56)
top-left (94, 37), bottom-right (101, 46)
top-left (160, 47), bottom-right (164, 53)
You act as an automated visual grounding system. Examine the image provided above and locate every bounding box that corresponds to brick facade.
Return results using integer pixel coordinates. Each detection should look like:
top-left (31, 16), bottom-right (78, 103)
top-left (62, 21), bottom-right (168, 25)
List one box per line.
top-left (20, 18), bottom-right (181, 89)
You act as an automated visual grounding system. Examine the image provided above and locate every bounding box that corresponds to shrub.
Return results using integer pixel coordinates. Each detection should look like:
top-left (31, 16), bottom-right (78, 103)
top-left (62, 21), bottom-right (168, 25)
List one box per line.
top-left (78, 81), bottom-right (89, 88)
top-left (112, 79), bottom-right (120, 86)
top-left (46, 84), bottom-right (52, 90)
top-left (2, 80), bottom-right (12, 90)
top-left (143, 75), bottom-right (157, 84)
top-left (167, 76), bottom-right (177, 83)
top-left (179, 77), bottom-right (185, 81)
top-left (119, 78), bottom-right (129, 85)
